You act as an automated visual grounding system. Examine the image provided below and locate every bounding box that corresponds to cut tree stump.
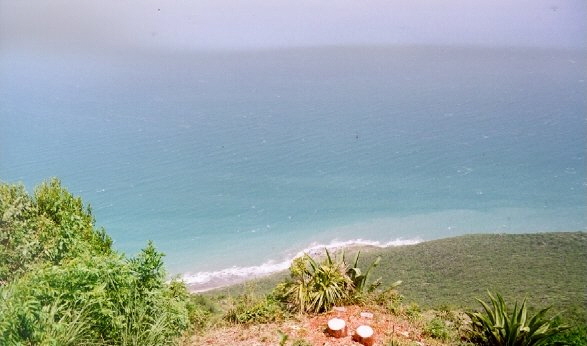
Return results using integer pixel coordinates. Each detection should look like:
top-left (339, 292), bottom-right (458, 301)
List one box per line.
top-left (352, 325), bottom-right (375, 346)
top-left (326, 318), bottom-right (347, 338)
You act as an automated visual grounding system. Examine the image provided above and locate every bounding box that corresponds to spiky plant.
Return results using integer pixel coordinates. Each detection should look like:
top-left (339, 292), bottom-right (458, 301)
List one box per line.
top-left (466, 291), bottom-right (569, 346)
top-left (345, 251), bottom-right (382, 294)
top-left (276, 250), bottom-right (353, 313)
top-left (277, 249), bottom-right (396, 313)
top-left (306, 251), bottom-right (353, 313)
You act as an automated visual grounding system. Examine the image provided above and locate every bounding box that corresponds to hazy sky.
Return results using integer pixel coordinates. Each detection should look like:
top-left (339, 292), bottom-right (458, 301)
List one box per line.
top-left (1, 0), bottom-right (586, 52)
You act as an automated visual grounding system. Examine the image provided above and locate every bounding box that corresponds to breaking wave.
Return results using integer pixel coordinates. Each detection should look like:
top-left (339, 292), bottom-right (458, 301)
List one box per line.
top-left (180, 237), bottom-right (421, 292)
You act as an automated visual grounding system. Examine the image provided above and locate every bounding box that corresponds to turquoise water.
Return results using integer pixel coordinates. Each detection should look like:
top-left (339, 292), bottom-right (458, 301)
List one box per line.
top-left (1, 46), bottom-right (585, 289)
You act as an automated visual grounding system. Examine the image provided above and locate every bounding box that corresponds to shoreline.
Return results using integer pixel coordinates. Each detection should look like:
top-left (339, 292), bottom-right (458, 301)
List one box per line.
top-left (181, 238), bottom-right (422, 293)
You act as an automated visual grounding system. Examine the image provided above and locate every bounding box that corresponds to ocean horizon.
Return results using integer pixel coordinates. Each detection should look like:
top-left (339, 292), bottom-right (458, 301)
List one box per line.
top-left (1, 45), bottom-right (585, 291)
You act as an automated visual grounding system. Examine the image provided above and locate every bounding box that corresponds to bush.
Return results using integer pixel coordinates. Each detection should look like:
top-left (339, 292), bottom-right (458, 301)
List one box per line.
top-left (0, 179), bottom-right (192, 345)
top-left (375, 288), bottom-right (404, 315)
top-left (275, 249), bottom-right (390, 313)
top-left (225, 293), bottom-right (286, 324)
top-left (404, 302), bottom-right (421, 321)
top-left (424, 317), bottom-right (451, 341)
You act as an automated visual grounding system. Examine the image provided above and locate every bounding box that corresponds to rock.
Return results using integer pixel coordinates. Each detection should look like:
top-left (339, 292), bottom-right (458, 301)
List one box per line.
top-left (360, 312), bottom-right (374, 319)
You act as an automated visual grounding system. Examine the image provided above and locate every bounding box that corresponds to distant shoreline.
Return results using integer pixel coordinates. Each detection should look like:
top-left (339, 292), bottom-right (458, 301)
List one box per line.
top-left (182, 238), bottom-right (421, 293)
top-left (184, 231), bottom-right (587, 295)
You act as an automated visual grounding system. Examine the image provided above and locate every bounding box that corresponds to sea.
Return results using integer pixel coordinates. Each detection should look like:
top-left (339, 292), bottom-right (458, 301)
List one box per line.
top-left (1, 46), bottom-right (585, 291)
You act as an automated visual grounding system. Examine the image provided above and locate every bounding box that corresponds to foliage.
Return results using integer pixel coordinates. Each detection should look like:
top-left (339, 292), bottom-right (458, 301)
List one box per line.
top-left (374, 286), bottom-right (405, 315)
top-left (0, 179), bottom-right (192, 345)
top-left (275, 249), bottom-right (390, 314)
top-left (275, 252), bottom-right (350, 313)
top-left (404, 302), bottom-right (422, 322)
top-left (345, 250), bottom-right (382, 294)
top-left (359, 232), bottom-right (587, 323)
top-left (277, 330), bottom-right (289, 346)
top-left (466, 291), bottom-right (569, 346)
top-left (424, 317), bottom-right (451, 341)
top-left (182, 292), bottom-right (220, 332)
top-left (542, 324), bottom-right (587, 346)
top-left (214, 232), bottom-right (587, 328)
top-left (0, 179), bottom-right (112, 282)
top-left (225, 293), bottom-right (286, 324)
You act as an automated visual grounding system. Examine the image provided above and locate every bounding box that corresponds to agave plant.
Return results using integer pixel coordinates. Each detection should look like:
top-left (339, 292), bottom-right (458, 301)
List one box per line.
top-left (466, 291), bottom-right (569, 346)
top-left (345, 251), bottom-right (382, 294)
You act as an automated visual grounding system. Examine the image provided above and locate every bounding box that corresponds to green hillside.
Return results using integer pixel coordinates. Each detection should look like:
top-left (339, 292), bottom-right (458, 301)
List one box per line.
top-left (222, 232), bottom-right (587, 324)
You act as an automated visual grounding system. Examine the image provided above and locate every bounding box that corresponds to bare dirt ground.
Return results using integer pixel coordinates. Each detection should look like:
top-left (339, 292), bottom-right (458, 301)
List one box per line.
top-left (186, 305), bottom-right (451, 346)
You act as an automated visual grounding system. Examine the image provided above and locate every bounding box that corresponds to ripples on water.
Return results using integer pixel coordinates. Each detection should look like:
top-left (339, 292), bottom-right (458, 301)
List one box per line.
top-left (1, 46), bottom-right (585, 283)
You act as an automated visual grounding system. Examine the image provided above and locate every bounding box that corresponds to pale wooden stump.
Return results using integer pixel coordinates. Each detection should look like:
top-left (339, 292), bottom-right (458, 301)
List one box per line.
top-left (326, 318), bottom-right (347, 338)
top-left (352, 325), bottom-right (375, 346)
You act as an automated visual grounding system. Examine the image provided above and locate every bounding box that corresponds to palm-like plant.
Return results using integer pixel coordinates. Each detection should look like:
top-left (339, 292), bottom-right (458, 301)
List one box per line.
top-left (276, 249), bottom-right (388, 313)
top-left (466, 291), bottom-right (569, 346)
top-left (276, 251), bottom-right (352, 313)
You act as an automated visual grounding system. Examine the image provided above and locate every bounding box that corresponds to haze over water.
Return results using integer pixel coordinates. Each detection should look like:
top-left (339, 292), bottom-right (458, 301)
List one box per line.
top-left (1, 1), bottom-right (586, 289)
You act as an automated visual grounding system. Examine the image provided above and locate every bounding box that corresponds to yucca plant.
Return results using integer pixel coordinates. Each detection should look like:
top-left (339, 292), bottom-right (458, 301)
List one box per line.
top-left (276, 249), bottom-right (393, 313)
top-left (276, 250), bottom-right (353, 313)
top-left (466, 291), bottom-right (569, 345)
top-left (306, 251), bottom-right (353, 313)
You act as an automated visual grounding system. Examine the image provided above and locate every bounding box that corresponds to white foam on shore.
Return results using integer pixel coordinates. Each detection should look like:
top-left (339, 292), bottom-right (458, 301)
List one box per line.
top-left (180, 237), bottom-right (421, 292)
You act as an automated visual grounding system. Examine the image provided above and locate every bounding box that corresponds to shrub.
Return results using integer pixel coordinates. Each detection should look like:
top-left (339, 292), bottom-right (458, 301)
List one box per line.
top-left (346, 250), bottom-right (382, 294)
top-left (275, 249), bottom-right (391, 313)
top-left (182, 292), bottom-right (219, 331)
top-left (275, 252), bottom-right (352, 313)
top-left (0, 179), bottom-right (192, 345)
top-left (466, 291), bottom-right (569, 345)
top-left (225, 293), bottom-right (286, 324)
top-left (375, 287), bottom-right (404, 315)
top-left (424, 317), bottom-right (451, 341)
top-left (404, 302), bottom-right (421, 321)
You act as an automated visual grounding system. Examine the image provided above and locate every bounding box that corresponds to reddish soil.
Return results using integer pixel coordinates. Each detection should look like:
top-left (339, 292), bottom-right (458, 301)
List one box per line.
top-left (187, 305), bottom-right (449, 345)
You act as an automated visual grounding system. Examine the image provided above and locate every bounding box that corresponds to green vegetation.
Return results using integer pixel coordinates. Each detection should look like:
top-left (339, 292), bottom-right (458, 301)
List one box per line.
top-left (214, 231), bottom-right (587, 344)
top-left (363, 233), bottom-right (587, 313)
top-left (423, 317), bottom-right (451, 341)
top-left (2, 178), bottom-right (585, 345)
top-left (225, 292), bottom-right (286, 324)
top-left (467, 291), bottom-right (569, 345)
top-left (274, 249), bottom-right (386, 313)
top-left (0, 179), bottom-right (192, 345)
